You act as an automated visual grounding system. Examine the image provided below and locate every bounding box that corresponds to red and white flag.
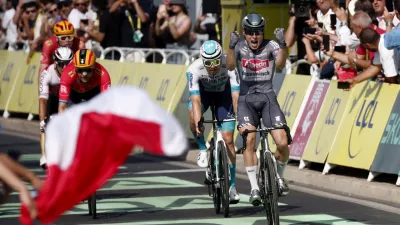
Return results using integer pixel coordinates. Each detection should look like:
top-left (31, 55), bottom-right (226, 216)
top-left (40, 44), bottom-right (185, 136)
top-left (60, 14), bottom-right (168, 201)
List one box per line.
top-left (20, 86), bottom-right (188, 225)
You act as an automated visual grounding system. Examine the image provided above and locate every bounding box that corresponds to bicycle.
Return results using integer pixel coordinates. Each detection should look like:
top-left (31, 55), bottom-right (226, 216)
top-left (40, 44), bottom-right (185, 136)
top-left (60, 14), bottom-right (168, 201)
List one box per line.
top-left (197, 105), bottom-right (236, 218)
top-left (241, 119), bottom-right (291, 225)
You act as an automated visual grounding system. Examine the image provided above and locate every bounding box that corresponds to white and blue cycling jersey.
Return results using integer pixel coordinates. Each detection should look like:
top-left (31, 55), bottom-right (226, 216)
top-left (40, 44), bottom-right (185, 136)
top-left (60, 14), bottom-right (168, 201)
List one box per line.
top-left (187, 54), bottom-right (240, 96)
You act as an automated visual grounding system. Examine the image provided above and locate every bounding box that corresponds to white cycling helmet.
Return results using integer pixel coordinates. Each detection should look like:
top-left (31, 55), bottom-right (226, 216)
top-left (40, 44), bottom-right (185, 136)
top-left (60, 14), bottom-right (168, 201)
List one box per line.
top-left (200, 40), bottom-right (222, 62)
top-left (54, 46), bottom-right (73, 63)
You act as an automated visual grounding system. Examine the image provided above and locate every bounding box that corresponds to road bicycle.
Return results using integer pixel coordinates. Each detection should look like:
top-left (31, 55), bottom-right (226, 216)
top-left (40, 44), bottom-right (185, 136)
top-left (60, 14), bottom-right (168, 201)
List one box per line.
top-left (241, 118), bottom-right (290, 225)
top-left (198, 105), bottom-right (235, 218)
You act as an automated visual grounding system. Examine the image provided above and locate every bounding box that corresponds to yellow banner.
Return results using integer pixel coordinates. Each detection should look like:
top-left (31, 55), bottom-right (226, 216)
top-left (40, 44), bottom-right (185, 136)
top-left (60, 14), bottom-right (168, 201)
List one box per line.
top-left (264, 75), bottom-right (311, 152)
top-left (327, 81), bottom-right (399, 170)
top-left (302, 80), bottom-right (350, 164)
top-left (0, 51), bottom-right (20, 110)
top-left (221, 3), bottom-right (246, 52)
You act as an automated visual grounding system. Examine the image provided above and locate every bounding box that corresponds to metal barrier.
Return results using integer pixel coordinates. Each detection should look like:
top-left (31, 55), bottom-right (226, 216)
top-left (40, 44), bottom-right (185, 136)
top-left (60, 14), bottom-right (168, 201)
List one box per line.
top-left (99, 47), bottom-right (200, 65)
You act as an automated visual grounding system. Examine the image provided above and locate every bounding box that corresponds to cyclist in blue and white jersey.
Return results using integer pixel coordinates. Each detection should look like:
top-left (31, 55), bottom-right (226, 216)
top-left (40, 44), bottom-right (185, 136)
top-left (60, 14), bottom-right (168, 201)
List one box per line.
top-left (187, 40), bottom-right (240, 203)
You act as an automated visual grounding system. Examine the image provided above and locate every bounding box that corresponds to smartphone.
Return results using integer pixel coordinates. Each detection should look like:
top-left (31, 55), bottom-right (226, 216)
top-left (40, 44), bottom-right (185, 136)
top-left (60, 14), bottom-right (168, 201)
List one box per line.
top-left (77, 29), bottom-right (85, 37)
top-left (334, 45), bottom-right (346, 53)
top-left (337, 81), bottom-right (350, 89)
top-left (323, 35), bottom-right (330, 51)
top-left (303, 27), bottom-right (316, 34)
top-left (81, 19), bottom-right (89, 25)
top-left (330, 14), bottom-right (337, 30)
top-left (318, 22), bottom-right (323, 28)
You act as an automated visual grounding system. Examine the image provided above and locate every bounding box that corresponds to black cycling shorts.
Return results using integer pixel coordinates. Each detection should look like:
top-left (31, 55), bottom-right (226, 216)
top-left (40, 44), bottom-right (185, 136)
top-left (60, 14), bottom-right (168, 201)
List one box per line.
top-left (237, 92), bottom-right (287, 130)
top-left (69, 87), bottom-right (101, 104)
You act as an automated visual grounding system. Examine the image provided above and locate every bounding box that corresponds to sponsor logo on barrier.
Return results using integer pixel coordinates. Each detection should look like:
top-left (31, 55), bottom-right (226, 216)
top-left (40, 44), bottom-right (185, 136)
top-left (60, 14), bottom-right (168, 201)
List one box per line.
top-left (157, 79), bottom-right (169, 101)
top-left (290, 81), bottom-right (329, 159)
top-left (18, 65), bottom-right (37, 107)
top-left (119, 76), bottom-right (129, 85)
top-left (139, 77), bottom-right (148, 89)
top-left (2, 63), bottom-right (14, 82)
top-left (348, 99), bottom-right (378, 158)
top-left (371, 91), bottom-right (400, 174)
top-left (241, 59), bottom-right (269, 71)
top-left (281, 91), bottom-right (296, 117)
top-left (314, 97), bottom-right (341, 155)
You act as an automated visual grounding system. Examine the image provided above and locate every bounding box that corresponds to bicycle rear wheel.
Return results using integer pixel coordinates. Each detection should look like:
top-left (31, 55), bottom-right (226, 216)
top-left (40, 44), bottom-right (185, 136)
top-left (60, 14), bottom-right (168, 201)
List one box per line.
top-left (218, 141), bottom-right (230, 218)
top-left (263, 151), bottom-right (280, 225)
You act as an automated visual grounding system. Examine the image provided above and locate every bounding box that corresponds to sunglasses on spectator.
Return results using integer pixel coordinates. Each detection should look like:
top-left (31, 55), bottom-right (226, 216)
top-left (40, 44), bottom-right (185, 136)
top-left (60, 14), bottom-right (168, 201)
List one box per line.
top-left (57, 35), bottom-right (74, 41)
top-left (203, 59), bottom-right (221, 67)
top-left (244, 29), bottom-right (263, 36)
top-left (25, 9), bottom-right (36, 14)
top-left (76, 68), bottom-right (93, 73)
top-left (56, 60), bottom-right (70, 68)
top-left (49, 8), bottom-right (58, 13)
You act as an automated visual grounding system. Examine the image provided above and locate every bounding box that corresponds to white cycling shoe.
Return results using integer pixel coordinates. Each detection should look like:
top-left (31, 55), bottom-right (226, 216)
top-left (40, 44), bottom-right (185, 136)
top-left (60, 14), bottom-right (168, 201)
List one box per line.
top-left (197, 151), bottom-right (208, 168)
top-left (229, 186), bottom-right (240, 204)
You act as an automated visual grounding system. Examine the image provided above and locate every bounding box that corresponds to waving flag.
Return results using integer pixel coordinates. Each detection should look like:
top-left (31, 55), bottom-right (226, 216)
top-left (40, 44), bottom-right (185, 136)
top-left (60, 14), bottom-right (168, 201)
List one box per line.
top-left (20, 86), bottom-right (188, 225)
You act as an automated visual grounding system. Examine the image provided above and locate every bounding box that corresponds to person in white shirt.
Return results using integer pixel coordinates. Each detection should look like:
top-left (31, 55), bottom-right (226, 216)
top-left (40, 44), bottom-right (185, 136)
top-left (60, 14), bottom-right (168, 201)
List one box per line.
top-left (316, 0), bottom-right (336, 34)
top-left (346, 27), bottom-right (399, 88)
top-left (372, 0), bottom-right (400, 30)
top-left (67, 0), bottom-right (97, 48)
top-left (1, 0), bottom-right (17, 50)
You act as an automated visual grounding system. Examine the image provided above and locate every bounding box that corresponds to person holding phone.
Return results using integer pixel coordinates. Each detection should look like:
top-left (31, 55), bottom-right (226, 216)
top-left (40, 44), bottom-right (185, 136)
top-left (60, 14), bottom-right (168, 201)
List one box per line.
top-left (346, 27), bottom-right (399, 88)
top-left (67, 0), bottom-right (97, 48)
top-left (227, 13), bottom-right (292, 205)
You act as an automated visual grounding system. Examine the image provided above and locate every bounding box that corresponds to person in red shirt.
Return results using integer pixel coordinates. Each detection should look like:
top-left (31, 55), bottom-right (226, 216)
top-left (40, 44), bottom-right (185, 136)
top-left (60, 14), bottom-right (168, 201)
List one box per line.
top-left (39, 21), bottom-right (85, 78)
top-left (58, 49), bottom-right (111, 113)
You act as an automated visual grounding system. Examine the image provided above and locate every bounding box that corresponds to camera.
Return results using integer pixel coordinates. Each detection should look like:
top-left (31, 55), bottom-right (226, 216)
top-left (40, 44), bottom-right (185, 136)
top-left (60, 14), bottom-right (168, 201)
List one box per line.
top-left (295, 0), bottom-right (312, 18)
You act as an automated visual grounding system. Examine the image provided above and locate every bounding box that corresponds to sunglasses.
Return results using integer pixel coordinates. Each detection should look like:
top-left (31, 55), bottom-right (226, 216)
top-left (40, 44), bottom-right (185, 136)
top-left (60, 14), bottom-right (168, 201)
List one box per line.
top-left (56, 60), bottom-right (70, 68)
top-left (57, 35), bottom-right (74, 41)
top-left (244, 29), bottom-right (263, 36)
top-left (203, 58), bottom-right (221, 67)
top-left (25, 9), bottom-right (36, 14)
top-left (49, 8), bottom-right (58, 13)
top-left (76, 68), bottom-right (93, 73)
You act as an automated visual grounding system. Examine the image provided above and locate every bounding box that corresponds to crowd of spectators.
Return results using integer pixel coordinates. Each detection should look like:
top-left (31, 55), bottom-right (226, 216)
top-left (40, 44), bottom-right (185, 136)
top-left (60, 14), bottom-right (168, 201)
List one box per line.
top-left (286, 0), bottom-right (400, 84)
top-left (0, 0), bottom-right (222, 62)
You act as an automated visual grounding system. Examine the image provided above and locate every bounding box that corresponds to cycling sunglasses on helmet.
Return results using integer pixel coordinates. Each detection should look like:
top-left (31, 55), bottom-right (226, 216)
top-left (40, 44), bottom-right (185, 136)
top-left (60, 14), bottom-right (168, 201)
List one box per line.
top-left (76, 67), bottom-right (93, 73)
top-left (244, 29), bottom-right (263, 36)
top-left (203, 58), bottom-right (221, 67)
top-left (57, 35), bottom-right (74, 41)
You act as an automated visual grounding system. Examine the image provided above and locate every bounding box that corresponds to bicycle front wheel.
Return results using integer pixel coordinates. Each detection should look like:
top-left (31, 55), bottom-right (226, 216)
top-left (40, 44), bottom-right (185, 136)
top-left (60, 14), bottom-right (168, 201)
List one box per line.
top-left (263, 152), bottom-right (280, 225)
top-left (218, 141), bottom-right (230, 218)
top-left (209, 141), bottom-right (221, 214)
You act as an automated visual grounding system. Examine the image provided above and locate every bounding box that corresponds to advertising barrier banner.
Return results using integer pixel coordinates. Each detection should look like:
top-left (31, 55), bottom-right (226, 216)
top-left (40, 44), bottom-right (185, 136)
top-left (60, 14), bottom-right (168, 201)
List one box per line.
top-left (7, 54), bottom-right (40, 114)
top-left (302, 80), bottom-right (350, 164)
top-left (289, 80), bottom-right (330, 159)
top-left (0, 51), bottom-right (19, 110)
top-left (261, 74), bottom-right (312, 153)
top-left (370, 90), bottom-right (400, 175)
top-left (327, 81), bottom-right (399, 170)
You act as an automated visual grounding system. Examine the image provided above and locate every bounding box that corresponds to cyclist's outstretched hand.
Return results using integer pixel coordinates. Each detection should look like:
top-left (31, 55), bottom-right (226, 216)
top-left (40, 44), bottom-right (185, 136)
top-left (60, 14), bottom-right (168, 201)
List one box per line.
top-left (274, 28), bottom-right (287, 48)
top-left (229, 31), bottom-right (240, 49)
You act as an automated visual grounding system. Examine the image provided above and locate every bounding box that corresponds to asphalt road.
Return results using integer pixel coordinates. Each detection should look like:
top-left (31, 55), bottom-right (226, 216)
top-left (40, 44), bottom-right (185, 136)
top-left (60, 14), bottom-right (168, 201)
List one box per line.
top-left (0, 133), bottom-right (399, 225)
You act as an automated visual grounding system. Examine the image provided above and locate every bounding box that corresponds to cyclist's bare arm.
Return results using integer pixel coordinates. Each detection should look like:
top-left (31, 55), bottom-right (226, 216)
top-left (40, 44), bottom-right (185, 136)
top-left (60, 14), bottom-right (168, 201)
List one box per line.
top-left (39, 71), bottom-right (49, 122)
top-left (39, 99), bottom-right (47, 122)
top-left (228, 69), bottom-right (240, 114)
top-left (231, 92), bottom-right (239, 115)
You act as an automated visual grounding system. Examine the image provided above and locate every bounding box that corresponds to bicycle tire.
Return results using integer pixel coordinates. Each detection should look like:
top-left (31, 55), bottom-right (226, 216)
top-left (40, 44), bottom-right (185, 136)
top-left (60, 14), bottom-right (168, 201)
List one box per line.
top-left (263, 152), bottom-right (280, 225)
top-left (91, 193), bottom-right (97, 219)
top-left (209, 141), bottom-right (221, 214)
top-left (88, 197), bottom-right (92, 216)
top-left (218, 141), bottom-right (230, 218)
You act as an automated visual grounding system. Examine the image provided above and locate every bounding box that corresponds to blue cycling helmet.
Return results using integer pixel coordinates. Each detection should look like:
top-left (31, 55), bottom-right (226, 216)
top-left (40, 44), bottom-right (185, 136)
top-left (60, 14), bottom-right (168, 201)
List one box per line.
top-left (200, 40), bottom-right (222, 61)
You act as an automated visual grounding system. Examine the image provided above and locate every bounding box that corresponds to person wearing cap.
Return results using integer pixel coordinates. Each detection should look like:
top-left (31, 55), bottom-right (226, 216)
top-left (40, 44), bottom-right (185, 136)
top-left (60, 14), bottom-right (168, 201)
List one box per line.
top-left (39, 20), bottom-right (85, 79)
